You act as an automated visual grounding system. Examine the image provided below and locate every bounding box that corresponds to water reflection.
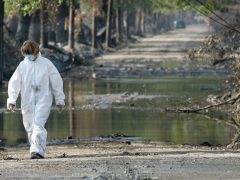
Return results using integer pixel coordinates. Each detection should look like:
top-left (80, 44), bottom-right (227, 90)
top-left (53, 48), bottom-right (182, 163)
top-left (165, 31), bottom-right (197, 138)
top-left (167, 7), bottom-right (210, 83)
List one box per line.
top-left (47, 109), bottom-right (233, 146)
top-left (0, 76), bottom-right (235, 146)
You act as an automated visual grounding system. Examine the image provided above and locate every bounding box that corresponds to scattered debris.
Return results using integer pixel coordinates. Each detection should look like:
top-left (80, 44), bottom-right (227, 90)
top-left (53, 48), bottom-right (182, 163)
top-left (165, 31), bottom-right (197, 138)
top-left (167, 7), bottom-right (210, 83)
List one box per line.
top-left (82, 92), bottom-right (167, 110)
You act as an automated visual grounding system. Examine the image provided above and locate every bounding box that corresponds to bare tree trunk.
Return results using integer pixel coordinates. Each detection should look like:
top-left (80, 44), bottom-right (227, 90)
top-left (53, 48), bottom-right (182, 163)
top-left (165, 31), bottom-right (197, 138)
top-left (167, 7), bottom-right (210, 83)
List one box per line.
top-left (0, 0), bottom-right (4, 84)
top-left (56, 2), bottom-right (68, 43)
top-left (28, 10), bottom-right (40, 43)
top-left (115, 0), bottom-right (121, 44)
top-left (166, 15), bottom-right (171, 31)
top-left (157, 13), bottom-right (165, 31)
top-left (92, 8), bottom-right (97, 51)
top-left (124, 10), bottom-right (130, 39)
top-left (16, 14), bottom-right (31, 44)
top-left (68, 0), bottom-right (75, 49)
top-left (136, 8), bottom-right (142, 35)
top-left (156, 13), bottom-right (161, 31)
top-left (157, 13), bottom-right (161, 30)
top-left (154, 13), bottom-right (157, 29)
top-left (140, 11), bottom-right (145, 34)
top-left (5, 15), bottom-right (18, 36)
top-left (48, 25), bottom-right (57, 45)
top-left (120, 0), bottom-right (124, 39)
top-left (40, 0), bottom-right (48, 48)
top-left (105, 0), bottom-right (112, 48)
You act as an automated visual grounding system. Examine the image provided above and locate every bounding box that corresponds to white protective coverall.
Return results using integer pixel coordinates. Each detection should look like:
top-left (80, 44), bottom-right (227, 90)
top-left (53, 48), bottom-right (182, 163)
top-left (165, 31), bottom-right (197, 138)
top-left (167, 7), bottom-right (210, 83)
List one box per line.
top-left (7, 54), bottom-right (65, 157)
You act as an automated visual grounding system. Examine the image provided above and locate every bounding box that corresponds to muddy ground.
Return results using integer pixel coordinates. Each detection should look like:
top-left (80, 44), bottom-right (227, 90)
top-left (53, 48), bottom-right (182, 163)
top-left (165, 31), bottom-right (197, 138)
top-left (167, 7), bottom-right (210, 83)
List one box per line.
top-left (1, 24), bottom-right (238, 180)
top-left (1, 140), bottom-right (240, 179)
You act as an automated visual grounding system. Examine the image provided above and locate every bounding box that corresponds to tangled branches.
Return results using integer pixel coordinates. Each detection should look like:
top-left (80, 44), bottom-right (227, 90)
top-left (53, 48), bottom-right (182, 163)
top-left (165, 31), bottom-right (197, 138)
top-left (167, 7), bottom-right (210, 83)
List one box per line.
top-left (185, 11), bottom-right (240, 148)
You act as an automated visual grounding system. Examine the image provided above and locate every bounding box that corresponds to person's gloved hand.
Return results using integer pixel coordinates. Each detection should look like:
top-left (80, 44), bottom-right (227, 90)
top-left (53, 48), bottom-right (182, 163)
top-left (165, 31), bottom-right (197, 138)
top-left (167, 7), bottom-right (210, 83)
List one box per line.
top-left (8, 103), bottom-right (16, 112)
top-left (57, 105), bottom-right (65, 113)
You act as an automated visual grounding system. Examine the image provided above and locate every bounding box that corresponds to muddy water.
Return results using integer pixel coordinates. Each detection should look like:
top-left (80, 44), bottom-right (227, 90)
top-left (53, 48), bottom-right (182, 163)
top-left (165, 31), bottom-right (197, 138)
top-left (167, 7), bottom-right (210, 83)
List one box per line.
top-left (0, 75), bottom-right (234, 146)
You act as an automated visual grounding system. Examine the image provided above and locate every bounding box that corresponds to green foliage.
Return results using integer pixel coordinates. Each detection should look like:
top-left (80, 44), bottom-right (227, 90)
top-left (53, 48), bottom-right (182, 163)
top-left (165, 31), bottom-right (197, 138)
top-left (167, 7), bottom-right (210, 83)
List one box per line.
top-left (79, 0), bottom-right (103, 14)
top-left (132, 0), bottom-right (232, 15)
top-left (181, 0), bottom-right (231, 14)
top-left (3, 0), bottom-right (233, 16)
top-left (123, 0), bottom-right (153, 12)
top-left (151, 0), bottom-right (179, 14)
top-left (124, 0), bottom-right (186, 14)
top-left (4, 0), bottom-right (41, 15)
top-left (80, 0), bottom-right (102, 9)
top-left (4, 0), bottom-right (64, 15)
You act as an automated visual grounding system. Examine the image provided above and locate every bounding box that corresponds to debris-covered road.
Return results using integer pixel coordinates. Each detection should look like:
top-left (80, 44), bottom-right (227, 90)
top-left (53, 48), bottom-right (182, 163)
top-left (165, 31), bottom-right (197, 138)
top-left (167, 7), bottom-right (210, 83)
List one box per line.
top-left (1, 141), bottom-right (240, 179)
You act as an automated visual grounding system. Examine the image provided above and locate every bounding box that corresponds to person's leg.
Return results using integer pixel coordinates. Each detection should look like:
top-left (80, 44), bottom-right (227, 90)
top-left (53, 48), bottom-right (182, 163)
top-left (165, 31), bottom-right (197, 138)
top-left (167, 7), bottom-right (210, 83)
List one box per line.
top-left (22, 113), bottom-right (34, 152)
top-left (30, 107), bottom-right (51, 157)
top-left (22, 112), bottom-right (46, 158)
top-left (30, 120), bottom-right (47, 157)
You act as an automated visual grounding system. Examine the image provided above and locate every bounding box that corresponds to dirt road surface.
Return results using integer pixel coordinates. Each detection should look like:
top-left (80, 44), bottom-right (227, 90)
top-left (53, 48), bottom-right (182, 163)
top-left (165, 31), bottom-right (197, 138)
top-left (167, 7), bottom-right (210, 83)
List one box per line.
top-left (95, 25), bottom-right (208, 64)
top-left (1, 141), bottom-right (240, 179)
top-left (69, 24), bottom-right (225, 78)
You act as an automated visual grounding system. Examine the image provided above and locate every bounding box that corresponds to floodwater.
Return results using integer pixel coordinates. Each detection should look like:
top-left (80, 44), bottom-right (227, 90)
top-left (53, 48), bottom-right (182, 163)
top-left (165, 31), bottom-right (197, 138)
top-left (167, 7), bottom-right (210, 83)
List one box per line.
top-left (0, 75), bottom-right (235, 146)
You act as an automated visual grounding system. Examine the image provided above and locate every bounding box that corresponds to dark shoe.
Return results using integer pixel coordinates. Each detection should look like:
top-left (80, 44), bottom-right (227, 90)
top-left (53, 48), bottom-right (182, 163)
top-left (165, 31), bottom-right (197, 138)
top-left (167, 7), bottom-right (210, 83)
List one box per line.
top-left (31, 152), bottom-right (44, 159)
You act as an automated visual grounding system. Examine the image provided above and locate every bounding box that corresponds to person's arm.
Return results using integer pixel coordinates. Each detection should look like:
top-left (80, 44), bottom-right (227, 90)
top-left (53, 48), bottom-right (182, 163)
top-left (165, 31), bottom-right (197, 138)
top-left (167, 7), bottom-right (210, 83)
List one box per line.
top-left (48, 62), bottom-right (65, 106)
top-left (7, 65), bottom-right (22, 110)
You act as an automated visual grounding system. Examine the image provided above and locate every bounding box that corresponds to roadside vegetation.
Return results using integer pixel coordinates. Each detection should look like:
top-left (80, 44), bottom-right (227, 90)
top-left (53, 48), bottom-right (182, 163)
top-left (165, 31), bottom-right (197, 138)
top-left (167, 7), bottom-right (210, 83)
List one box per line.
top-left (179, 1), bottom-right (240, 148)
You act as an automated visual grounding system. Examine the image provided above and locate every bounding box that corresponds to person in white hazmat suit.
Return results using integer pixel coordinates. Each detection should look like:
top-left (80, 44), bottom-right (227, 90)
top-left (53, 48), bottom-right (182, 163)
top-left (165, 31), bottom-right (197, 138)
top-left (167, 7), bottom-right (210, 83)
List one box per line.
top-left (7, 40), bottom-right (65, 159)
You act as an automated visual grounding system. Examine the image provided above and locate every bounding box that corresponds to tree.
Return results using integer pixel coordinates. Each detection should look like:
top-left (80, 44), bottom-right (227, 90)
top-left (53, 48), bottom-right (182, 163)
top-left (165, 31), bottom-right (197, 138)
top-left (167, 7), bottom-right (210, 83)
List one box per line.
top-left (0, 0), bottom-right (4, 84)
top-left (68, 0), bottom-right (75, 49)
top-left (123, 1), bottom-right (130, 39)
top-left (4, 0), bottom-right (42, 44)
top-left (28, 10), bottom-right (40, 43)
top-left (105, 0), bottom-right (112, 47)
top-left (80, 0), bottom-right (102, 51)
top-left (40, 0), bottom-right (48, 48)
top-left (16, 14), bottom-right (31, 44)
top-left (92, 6), bottom-right (97, 50)
top-left (115, 0), bottom-right (122, 44)
top-left (56, 2), bottom-right (68, 43)
top-left (122, 0), bottom-right (154, 38)
top-left (4, 0), bottom-right (64, 47)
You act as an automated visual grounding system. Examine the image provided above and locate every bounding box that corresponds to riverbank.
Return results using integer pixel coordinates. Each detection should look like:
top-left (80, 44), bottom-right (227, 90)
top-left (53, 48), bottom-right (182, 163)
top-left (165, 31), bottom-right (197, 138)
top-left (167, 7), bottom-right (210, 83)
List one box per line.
top-left (1, 140), bottom-right (240, 179)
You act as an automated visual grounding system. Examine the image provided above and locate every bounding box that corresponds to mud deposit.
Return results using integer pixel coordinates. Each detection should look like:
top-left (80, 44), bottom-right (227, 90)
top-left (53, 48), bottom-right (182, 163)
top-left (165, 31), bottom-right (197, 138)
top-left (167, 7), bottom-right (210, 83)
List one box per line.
top-left (1, 140), bottom-right (240, 179)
